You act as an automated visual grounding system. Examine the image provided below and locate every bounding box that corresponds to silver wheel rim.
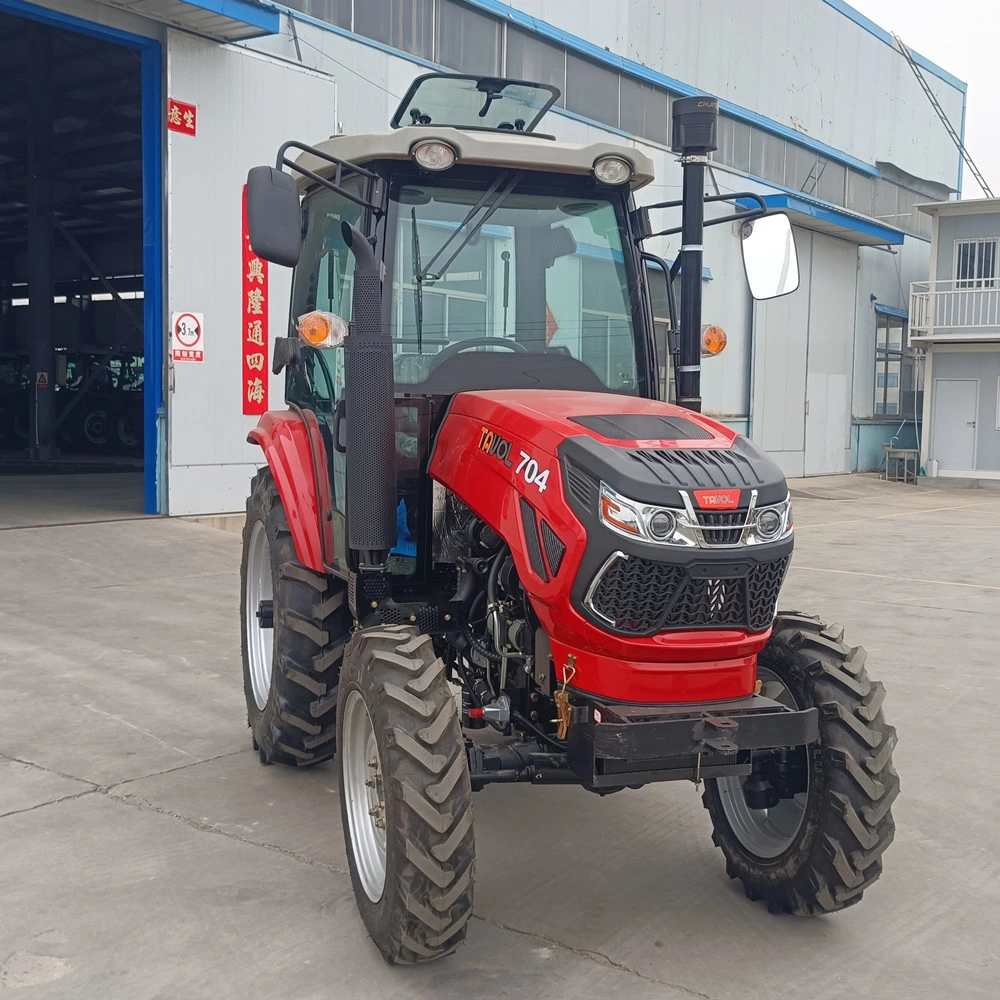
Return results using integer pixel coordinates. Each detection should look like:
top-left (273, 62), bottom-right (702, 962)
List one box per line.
top-left (342, 689), bottom-right (387, 901)
top-left (245, 520), bottom-right (273, 710)
top-left (716, 667), bottom-right (809, 859)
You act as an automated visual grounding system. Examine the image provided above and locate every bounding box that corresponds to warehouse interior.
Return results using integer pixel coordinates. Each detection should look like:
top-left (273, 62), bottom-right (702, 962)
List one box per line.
top-left (0, 11), bottom-right (146, 515)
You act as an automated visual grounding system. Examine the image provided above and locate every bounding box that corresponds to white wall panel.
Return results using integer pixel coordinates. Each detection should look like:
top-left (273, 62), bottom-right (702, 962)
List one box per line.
top-left (165, 33), bottom-right (337, 514)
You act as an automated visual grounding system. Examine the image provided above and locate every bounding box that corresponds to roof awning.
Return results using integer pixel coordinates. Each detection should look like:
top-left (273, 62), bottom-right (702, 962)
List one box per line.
top-left (95, 0), bottom-right (279, 41)
top-left (737, 193), bottom-right (905, 247)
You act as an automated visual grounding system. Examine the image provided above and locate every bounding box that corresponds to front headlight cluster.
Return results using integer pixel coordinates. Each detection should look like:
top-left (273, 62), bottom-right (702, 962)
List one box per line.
top-left (598, 483), bottom-right (792, 548)
top-left (599, 483), bottom-right (680, 543)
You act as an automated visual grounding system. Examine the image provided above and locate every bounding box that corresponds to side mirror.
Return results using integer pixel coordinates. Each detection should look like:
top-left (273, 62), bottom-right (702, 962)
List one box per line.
top-left (740, 212), bottom-right (799, 300)
top-left (246, 166), bottom-right (301, 267)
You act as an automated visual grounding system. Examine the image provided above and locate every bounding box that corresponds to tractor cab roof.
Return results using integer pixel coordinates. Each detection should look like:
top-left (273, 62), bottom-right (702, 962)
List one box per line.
top-left (291, 72), bottom-right (655, 194)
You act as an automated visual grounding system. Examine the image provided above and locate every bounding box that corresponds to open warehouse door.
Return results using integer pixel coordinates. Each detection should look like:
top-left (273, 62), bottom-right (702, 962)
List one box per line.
top-left (0, 1), bottom-right (162, 524)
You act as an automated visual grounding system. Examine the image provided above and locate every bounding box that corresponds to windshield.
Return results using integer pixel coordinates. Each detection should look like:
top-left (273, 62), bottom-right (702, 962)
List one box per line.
top-left (390, 179), bottom-right (640, 392)
top-left (391, 74), bottom-right (559, 133)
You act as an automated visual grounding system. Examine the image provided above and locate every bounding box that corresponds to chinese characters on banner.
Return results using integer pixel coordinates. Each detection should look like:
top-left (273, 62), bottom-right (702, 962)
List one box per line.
top-left (242, 184), bottom-right (268, 415)
top-left (167, 98), bottom-right (197, 135)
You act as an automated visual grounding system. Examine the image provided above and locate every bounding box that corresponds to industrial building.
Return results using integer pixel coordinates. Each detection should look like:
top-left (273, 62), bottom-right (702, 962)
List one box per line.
top-left (0, 0), bottom-right (967, 515)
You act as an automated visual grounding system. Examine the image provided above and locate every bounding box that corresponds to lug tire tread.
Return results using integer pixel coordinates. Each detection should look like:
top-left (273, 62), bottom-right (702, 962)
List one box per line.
top-left (702, 612), bottom-right (898, 916)
top-left (240, 469), bottom-right (349, 767)
top-left (338, 627), bottom-right (474, 964)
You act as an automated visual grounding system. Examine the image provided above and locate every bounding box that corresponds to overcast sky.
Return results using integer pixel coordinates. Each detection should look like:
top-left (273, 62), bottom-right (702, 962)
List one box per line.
top-left (850, 0), bottom-right (999, 198)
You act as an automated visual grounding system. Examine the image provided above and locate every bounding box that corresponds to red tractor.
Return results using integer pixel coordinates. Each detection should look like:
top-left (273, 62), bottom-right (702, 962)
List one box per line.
top-left (241, 75), bottom-right (897, 963)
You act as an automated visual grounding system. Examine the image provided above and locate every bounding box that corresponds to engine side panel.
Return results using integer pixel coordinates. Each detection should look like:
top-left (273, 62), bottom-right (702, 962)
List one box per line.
top-left (429, 390), bottom-right (780, 703)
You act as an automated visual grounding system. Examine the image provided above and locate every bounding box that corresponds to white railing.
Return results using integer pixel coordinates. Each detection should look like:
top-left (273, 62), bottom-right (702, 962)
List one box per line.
top-left (910, 279), bottom-right (1000, 337)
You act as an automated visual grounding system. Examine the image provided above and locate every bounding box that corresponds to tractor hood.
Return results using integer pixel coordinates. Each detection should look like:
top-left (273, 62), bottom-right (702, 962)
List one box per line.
top-left (442, 389), bottom-right (789, 510)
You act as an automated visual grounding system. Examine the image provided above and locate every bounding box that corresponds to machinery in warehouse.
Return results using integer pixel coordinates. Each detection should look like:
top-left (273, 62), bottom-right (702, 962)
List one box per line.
top-left (239, 74), bottom-right (897, 963)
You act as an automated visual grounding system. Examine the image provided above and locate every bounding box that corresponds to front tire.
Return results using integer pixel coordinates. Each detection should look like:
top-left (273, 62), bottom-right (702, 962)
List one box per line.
top-left (703, 613), bottom-right (898, 915)
top-left (240, 468), bottom-right (350, 766)
top-left (338, 626), bottom-right (475, 963)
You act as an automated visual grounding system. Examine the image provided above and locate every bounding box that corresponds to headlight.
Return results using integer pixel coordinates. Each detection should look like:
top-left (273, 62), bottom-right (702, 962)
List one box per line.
top-left (412, 140), bottom-right (456, 171)
top-left (593, 155), bottom-right (633, 185)
top-left (745, 497), bottom-right (793, 545)
top-left (756, 508), bottom-right (782, 539)
top-left (648, 509), bottom-right (677, 540)
top-left (599, 483), bottom-right (687, 545)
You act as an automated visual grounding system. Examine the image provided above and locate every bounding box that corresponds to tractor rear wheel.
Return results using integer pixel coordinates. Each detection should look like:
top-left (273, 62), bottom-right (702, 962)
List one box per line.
top-left (240, 468), bottom-right (350, 766)
top-left (338, 626), bottom-right (475, 963)
top-left (703, 612), bottom-right (898, 915)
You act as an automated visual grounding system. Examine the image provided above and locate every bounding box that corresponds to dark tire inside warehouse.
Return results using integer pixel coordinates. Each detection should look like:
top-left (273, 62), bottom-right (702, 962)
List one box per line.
top-left (0, 10), bottom-right (151, 523)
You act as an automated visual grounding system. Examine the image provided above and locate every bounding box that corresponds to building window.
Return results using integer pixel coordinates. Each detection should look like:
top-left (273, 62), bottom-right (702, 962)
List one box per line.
top-left (565, 51), bottom-right (619, 130)
top-left (749, 129), bottom-right (786, 187)
top-left (504, 27), bottom-right (565, 107)
top-left (283, 0), bottom-right (352, 29)
top-left (355, 0), bottom-right (433, 62)
top-left (436, 0), bottom-right (500, 75)
top-left (874, 312), bottom-right (913, 416)
top-left (619, 76), bottom-right (669, 146)
top-left (714, 116), bottom-right (751, 173)
top-left (846, 170), bottom-right (873, 217)
top-left (954, 238), bottom-right (998, 289)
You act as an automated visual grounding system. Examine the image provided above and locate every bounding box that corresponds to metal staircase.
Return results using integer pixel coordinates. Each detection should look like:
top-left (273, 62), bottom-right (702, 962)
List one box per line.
top-left (892, 32), bottom-right (993, 198)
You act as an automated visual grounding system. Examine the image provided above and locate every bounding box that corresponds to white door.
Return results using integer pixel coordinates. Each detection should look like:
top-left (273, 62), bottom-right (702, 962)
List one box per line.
top-left (931, 379), bottom-right (979, 470)
top-left (803, 234), bottom-right (857, 476)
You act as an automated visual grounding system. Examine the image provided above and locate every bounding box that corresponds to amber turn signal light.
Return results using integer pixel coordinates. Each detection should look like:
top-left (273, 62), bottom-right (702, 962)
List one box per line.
top-left (702, 325), bottom-right (727, 356)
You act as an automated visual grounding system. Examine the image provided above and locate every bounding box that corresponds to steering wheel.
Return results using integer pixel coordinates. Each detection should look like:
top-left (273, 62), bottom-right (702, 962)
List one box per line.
top-left (430, 337), bottom-right (527, 368)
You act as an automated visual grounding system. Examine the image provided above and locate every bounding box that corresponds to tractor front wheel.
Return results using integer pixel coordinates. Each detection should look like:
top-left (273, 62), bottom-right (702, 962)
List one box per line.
top-left (240, 468), bottom-right (350, 766)
top-left (338, 626), bottom-right (475, 963)
top-left (703, 612), bottom-right (898, 915)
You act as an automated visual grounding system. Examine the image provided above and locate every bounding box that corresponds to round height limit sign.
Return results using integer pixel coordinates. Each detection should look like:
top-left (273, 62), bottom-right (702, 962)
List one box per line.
top-left (172, 311), bottom-right (204, 363)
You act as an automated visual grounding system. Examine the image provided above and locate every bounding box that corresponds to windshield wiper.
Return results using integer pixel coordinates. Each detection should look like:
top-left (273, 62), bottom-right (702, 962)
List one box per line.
top-left (410, 207), bottom-right (424, 353)
top-left (418, 171), bottom-right (523, 282)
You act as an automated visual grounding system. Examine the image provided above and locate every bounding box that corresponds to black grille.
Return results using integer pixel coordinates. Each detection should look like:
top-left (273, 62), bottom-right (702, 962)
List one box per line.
top-left (670, 576), bottom-right (748, 629)
top-left (519, 497), bottom-right (548, 582)
top-left (747, 557), bottom-right (789, 631)
top-left (564, 462), bottom-right (598, 511)
top-left (696, 510), bottom-right (747, 545)
top-left (588, 555), bottom-right (788, 635)
top-left (540, 521), bottom-right (566, 577)
top-left (589, 557), bottom-right (683, 633)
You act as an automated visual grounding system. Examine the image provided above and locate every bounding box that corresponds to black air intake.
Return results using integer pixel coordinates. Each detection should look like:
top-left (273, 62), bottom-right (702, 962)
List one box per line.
top-left (342, 222), bottom-right (396, 565)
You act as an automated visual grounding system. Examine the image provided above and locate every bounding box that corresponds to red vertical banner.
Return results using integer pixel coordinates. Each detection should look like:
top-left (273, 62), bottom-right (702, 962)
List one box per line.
top-left (242, 184), bottom-right (268, 415)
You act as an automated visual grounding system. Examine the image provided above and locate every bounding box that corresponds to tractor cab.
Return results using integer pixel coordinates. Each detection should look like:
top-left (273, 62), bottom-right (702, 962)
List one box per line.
top-left (247, 73), bottom-right (796, 584)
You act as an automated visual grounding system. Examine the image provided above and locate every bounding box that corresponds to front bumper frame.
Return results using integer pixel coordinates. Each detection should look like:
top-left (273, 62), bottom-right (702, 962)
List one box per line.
top-left (566, 692), bottom-right (818, 789)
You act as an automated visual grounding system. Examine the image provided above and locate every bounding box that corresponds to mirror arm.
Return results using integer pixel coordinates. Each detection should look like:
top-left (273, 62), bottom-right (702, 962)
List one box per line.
top-left (634, 192), bottom-right (769, 241)
top-left (275, 140), bottom-right (384, 215)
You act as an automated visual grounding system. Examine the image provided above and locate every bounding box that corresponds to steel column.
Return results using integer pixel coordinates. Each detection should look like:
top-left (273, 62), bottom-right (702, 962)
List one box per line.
top-left (26, 21), bottom-right (54, 458)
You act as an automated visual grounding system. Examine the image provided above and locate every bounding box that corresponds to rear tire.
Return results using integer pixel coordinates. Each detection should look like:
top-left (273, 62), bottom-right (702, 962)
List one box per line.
top-left (703, 612), bottom-right (898, 915)
top-left (338, 626), bottom-right (475, 963)
top-left (240, 468), bottom-right (350, 766)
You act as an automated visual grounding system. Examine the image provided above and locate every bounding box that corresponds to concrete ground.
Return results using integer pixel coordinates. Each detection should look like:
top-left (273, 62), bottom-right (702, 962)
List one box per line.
top-left (0, 472), bottom-right (144, 528)
top-left (1, 474), bottom-right (998, 999)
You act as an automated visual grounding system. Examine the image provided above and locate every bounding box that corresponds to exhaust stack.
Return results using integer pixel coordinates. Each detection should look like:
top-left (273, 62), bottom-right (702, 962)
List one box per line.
top-left (342, 221), bottom-right (396, 568)
top-left (672, 95), bottom-right (719, 414)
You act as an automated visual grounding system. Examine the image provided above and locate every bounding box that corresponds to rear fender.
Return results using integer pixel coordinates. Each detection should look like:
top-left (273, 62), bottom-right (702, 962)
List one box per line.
top-left (247, 410), bottom-right (331, 573)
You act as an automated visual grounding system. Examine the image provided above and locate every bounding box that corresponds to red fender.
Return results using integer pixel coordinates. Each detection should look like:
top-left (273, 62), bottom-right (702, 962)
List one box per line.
top-left (247, 410), bottom-right (332, 573)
